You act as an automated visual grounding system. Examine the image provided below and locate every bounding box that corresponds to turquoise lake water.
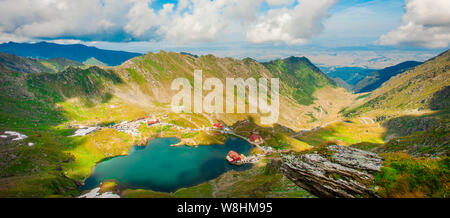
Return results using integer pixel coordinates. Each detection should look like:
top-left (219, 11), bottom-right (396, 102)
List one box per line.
top-left (82, 136), bottom-right (253, 192)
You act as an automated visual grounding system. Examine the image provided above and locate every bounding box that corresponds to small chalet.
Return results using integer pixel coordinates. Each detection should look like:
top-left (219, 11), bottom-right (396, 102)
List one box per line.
top-left (213, 123), bottom-right (224, 129)
top-left (227, 150), bottom-right (241, 162)
top-left (250, 133), bottom-right (262, 143)
top-left (147, 118), bottom-right (160, 126)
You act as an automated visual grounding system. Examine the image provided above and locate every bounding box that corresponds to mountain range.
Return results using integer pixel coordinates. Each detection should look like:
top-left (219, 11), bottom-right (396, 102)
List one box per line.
top-left (0, 42), bottom-right (448, 198)
top-left (353, 61), bottom-right (423, 93)
top-left (0, 42), bottom-right (141, 66)
top-left (321, 66), bottom-right (375, 86)
top-left (323, 61), bottom-right (424, 94)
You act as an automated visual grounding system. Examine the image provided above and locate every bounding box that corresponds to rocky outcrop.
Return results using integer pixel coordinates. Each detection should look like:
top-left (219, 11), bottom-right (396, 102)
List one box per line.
top-left (280, 145), bottom-right (383, 198)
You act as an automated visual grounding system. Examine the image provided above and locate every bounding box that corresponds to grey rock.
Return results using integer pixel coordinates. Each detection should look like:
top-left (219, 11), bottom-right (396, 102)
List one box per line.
top-left (281, 145), bottom-right (383, 198)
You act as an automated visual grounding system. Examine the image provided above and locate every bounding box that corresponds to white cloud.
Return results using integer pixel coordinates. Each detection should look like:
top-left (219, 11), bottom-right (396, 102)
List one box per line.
top-left (0, 0), bottom-right (131, 41)
top-left (247, 0), bottom-right (338, 44)
top-left (124, 0), bottom-right (160, 37)
top-left (0, 0), bottom-right (333, 45)
top-left (159, 0), bottom-right (263, 43)
top-left (378, 0), bottom-right (450, 48)
top-left (162, 0), bottom-right (230, 43)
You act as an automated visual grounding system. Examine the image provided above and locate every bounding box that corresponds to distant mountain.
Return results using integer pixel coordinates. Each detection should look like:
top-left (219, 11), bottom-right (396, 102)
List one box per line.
top-left (0, 42), bottom-right (141, 66)
top-left (321, 66), bottom-right (376, 86)
top-left (263, 56), bottom-right (337, 105)
top-left (0, 52), bottom-right (83, 74)
top-left (345, 50), bottom-right (449, 117)
top-left (353, 61), bottom-right (423, 93)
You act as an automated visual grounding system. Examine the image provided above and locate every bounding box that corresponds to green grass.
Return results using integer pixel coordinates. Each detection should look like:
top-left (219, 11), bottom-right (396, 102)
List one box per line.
top-left (374, 153), bottom-right (449, 198)
top-left (122, 189), bottom-right (173, 198)
top-left (263, 57), bottom-right (336, 105)
top-left (211, 164), bottom-right (313, 198)
top-left (126, 68), bottom-right (146, 85)
top-left (356, 93), bottom-right (371, 100)
top-left (174, 183), bottom-right (214, 198)
top-left (295, 122), bottom-right (385, 147)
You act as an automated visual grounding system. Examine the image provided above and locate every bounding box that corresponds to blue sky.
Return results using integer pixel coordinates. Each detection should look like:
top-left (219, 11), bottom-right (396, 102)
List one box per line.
top-left (0, 0), bottom-right (449, 68)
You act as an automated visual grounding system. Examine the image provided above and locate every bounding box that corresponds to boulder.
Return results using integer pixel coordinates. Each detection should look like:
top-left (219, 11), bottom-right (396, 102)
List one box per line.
top-left (280, 145), bottom-right (383, 198)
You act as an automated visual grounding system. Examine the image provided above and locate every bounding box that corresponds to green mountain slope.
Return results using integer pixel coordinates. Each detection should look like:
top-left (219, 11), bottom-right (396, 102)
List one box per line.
top-left (343, 50), bottom-right (449, 162)
top-left (0, 52), bottom-right (49, 74)
top-left (263, 56), bottom-right (336, 105)
top-left (41, 57), bottom-right (84, 73)
top-left (112, 52), bottom-right (337, 108)
top-left (353, 61), bottom-right (422, 93)
top-left (0, 52), bottom-right (84, 74)
top-left (291, 51), bottom-right (449, 198)
top-left (346, 50), bottom-right (449, 117)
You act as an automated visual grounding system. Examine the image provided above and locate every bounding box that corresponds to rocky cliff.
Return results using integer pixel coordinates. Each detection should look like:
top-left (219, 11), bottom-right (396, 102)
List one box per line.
top-left (281, 145), bottom-right (383, 198)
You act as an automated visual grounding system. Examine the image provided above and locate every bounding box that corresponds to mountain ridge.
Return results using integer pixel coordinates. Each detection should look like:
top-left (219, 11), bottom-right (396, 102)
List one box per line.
top-left (354, 61), bottom-right (423, 93)
top-left (0, 52), bottom-right (84, 74)
top-left (0, 41), bottom-right (141, 66)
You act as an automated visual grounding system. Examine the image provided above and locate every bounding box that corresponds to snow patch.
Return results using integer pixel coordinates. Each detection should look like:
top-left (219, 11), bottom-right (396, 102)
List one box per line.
top-left (3, 131), bottom-right (28, 141)
top-left (78, 187), bottom-right (120, 198)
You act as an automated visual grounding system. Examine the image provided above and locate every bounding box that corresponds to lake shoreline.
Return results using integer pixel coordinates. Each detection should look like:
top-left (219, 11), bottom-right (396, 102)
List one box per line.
top-left (80, 136), bottom-right (253, 194)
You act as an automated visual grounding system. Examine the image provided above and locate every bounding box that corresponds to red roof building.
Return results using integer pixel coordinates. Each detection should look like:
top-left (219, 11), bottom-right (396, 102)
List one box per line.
top-left (213, 123), bottom-right (224, 129)
top-left (228, 151), bottom-right (241, 162)
top-left (250, 134), bottom-right (262, 143)
top-left (147, 118), bottom-right (160, 125)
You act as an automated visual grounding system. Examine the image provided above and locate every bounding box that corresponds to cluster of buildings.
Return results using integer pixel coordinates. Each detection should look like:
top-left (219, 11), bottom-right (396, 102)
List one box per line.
top-left (226, 150), bottom-right (263, 165)
top-left (110, 116), bottom-right (162, 136)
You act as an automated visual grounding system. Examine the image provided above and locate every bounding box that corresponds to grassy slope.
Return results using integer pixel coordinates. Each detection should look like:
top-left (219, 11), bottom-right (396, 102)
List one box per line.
top-left (345, 50), bottom-right (450, 118)
top-left (41, 58), bottom-right (85, 73)
top-left (0, 66), bottom-right (133, 196)
top-left (373, 153), bottom-right (448, 198)
top-left (0, 52), bottom-right (84, 74)
top-left (263, 56), bottom-right (337, 105)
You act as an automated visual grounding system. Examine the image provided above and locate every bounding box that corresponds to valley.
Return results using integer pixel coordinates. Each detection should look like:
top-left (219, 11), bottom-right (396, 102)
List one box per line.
top-left (0, 46), bottom-right (448, 198)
